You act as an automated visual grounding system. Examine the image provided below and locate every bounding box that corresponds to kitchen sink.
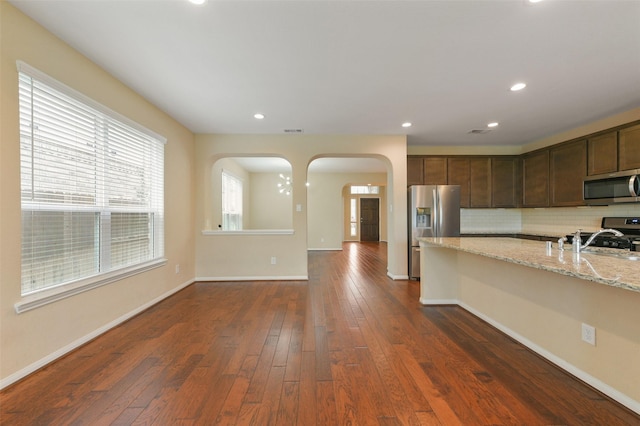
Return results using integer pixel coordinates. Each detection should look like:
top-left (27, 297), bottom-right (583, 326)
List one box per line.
top-left (581, 249), bottom-right (639, 261)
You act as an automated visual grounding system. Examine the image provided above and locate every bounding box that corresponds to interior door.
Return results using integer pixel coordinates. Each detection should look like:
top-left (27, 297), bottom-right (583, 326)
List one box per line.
top-left (360, 198), bottom-right (380, 242)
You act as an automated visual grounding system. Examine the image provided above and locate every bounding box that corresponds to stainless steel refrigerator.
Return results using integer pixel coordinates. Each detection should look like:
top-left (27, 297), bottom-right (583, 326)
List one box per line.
top-left (409, 185), bottom-right (460, 279)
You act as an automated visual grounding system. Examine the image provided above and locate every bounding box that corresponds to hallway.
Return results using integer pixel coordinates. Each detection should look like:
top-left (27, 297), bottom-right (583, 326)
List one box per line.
top-left (1, 242), bottom-right (638, 425)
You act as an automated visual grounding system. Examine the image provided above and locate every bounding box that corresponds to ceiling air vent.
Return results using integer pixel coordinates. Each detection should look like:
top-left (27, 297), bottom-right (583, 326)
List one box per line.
top-left (284, 128), bottom-right (304, 133)
top-left (468, 129), bottom-right (491, 134)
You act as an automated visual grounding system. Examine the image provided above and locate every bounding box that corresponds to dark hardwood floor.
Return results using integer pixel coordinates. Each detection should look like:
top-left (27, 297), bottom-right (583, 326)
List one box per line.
top-left (1, 242), bottom-right (639, 425)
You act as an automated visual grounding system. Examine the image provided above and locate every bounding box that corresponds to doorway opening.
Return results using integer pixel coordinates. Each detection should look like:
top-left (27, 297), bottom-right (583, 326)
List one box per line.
top-left (347, 186), bottom-right (382, 242)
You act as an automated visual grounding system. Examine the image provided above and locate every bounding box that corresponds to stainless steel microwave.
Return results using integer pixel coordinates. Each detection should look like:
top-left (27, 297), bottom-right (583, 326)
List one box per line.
top-left (583, 168), bottom-right (640, 205)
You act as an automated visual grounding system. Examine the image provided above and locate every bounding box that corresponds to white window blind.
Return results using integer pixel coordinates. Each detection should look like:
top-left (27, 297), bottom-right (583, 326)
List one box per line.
top-left (221, 170), bottom-right (242, 230)
top-left (18, 62), bottom-right (165, 296)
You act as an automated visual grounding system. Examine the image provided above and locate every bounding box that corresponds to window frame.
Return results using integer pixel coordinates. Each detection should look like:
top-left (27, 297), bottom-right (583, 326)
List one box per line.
top-left (15, 61), bottom-right (167, 313)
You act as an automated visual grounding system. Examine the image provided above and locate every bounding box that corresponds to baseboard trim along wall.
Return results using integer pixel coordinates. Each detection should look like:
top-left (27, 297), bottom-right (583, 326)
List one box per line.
top-left (0, 278), bottom-right (195, 391)
top-left (419, 298), bottom-right (457, 305)
top-left (388, 272), bottom-right (409, 280)
top-left (456, 300), bottom-right (640, 415)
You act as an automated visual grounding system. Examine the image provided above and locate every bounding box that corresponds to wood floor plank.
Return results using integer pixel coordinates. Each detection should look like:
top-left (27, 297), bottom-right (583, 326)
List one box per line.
top-left (275, 381), bottom-right (299, 425)
top-left (316, 380), bottom-right (338, 425)
top-left (297, 351), bottom-right (317, 426)
top-left (2, 242), bottom-right (638, 425)
top-left (313, 326), bottom-right (333, 382)
top-left (393, 343), bottom-right (464, 426)
top-left (210, 354), bottom-right (258, 425)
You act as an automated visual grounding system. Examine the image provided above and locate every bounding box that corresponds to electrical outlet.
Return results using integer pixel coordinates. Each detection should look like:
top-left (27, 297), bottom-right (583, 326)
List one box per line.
top-left (270, 256), bottom-right (277, 265)
top-left (175, 264), bottom-right (180, 274)
top-left (581, 323), bottom-right (596, 346)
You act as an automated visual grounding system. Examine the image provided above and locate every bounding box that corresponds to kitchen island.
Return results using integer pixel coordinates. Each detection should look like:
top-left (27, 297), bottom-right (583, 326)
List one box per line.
top-left (418, 237), bottom-right (640, 415)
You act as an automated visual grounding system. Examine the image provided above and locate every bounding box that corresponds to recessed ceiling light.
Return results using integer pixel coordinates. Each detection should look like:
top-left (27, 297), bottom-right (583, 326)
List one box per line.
top-left (402, 122), bottom-right (412, 128)
top-left (487, 122), bottom-right (499, 128)
top-left (188, 0), bottom-right (207, 5)
top-left (529, 0), bottom-right (543, 3)
top-left (510, 83), bottom-right (527, 91)
top-left (254, 113), bottom-right (265, 119)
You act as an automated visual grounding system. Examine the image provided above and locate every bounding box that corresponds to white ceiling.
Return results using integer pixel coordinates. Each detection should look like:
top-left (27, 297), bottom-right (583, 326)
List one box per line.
top-left (10, 0), bottom-right (640, 149)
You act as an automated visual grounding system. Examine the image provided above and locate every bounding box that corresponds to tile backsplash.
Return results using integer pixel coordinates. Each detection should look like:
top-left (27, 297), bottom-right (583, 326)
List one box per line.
top-left (461, 208), bottom-right (522, 234)
top-left (462, 204), bottom-right (639, 237)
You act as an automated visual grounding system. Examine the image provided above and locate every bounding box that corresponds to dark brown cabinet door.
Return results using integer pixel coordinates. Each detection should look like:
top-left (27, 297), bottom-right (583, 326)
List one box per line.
top-left (447, 158), bottom-right (470, 208)
top-left (423, 157), bottom-right (448, 185)
top-left (619, 124), bottom-right (640, 171)
top-left (588, 131), bottom-right (618, 175)
top-left (550, 140), bottom-right (587, 206)
top-left (522, 150), bottom-right (549, 207)
top-left (360, 198), bottom-right (379, 242)
top-left (470, 158), bottom-right (492, 208)
top-left (407, 157), bottom-right (424, 186)
top-left (492, 157), bottom-right (520, 208)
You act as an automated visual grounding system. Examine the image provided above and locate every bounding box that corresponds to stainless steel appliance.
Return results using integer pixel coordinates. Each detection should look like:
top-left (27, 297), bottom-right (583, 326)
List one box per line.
top-left (565, 217), bottom-right (640, 252)
top-left (409, 185), bottom-right (460, 279)
top-left (583, 169), bottom-right (639, 205)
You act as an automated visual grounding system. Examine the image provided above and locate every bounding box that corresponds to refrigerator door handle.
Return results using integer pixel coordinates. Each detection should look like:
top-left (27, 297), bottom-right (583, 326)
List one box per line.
top-left (438, 189), bottom-right (444, 237)
top-left (432, 188), bottom-right (439, 236)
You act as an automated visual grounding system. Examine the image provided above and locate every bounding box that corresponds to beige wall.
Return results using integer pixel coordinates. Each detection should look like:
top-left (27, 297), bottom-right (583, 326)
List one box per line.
top-left (459, 253), bottom-right (640, 411)
top-left (194, 135), bottom-right (408, 281)
top-left (0, 4), bottom-right (195, 386)
top-left (420, 246), bottom-right (640, 413)
top-left (249, 172), bottom-right (293, 230)
top-left (306, 172), bottom-right (387, 249)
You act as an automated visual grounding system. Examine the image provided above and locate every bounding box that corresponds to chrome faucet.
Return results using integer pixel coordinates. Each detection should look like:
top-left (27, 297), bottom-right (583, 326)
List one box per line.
top-left (572, 228), bottom-right (624, 253)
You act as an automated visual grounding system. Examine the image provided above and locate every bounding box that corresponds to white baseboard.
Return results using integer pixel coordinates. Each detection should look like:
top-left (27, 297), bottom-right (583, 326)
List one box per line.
top-left (0, 278), bottom-right (195, 390)
top-left (196, 275), bottom-right (308, 282)
top-left (308, 247), bottom-right (343, 251)
top-left (388, 272), bottom-right (409, 280)
top-left (457, 300), bottom-right (640, 415)
top-left (419, 297), bottom-right (458, 305)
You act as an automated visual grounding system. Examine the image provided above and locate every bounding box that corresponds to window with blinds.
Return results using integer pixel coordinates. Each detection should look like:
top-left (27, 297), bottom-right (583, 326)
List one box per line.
top-left (18, 62), bottom-right (165, 296)
top-left (221, 170), bottom-right (243, 230)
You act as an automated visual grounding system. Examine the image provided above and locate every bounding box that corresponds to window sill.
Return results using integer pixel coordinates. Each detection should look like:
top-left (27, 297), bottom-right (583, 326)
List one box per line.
top-left (15, 258), bottom-right (167, 314)
top-left (201, 229), bottom-right (294, 236)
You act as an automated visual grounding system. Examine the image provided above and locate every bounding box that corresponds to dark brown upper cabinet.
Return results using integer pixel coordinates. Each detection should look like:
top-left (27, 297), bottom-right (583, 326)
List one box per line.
top-left (619, 123), bottom-right (640, 171)
top-left (587, 131), bottom-right (618, 176)
top-left (447, 158), bottom-right (470, 208)
top-left (423, 157), bottom-right (448, 185)
top-left (550, 140), bottom-right (587, 206)
top-left (469, 158), bottom-right (492, 208)
top-left (407, 157), bottom-right (424, 186)
top-left (522, 150), bottom-right (549, 207)
top-left (491, 157), bottom-right (520, 208)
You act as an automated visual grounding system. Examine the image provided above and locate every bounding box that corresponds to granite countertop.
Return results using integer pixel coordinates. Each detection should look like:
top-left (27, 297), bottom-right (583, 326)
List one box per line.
top-left (418, 237), bottom-right (640, 293)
